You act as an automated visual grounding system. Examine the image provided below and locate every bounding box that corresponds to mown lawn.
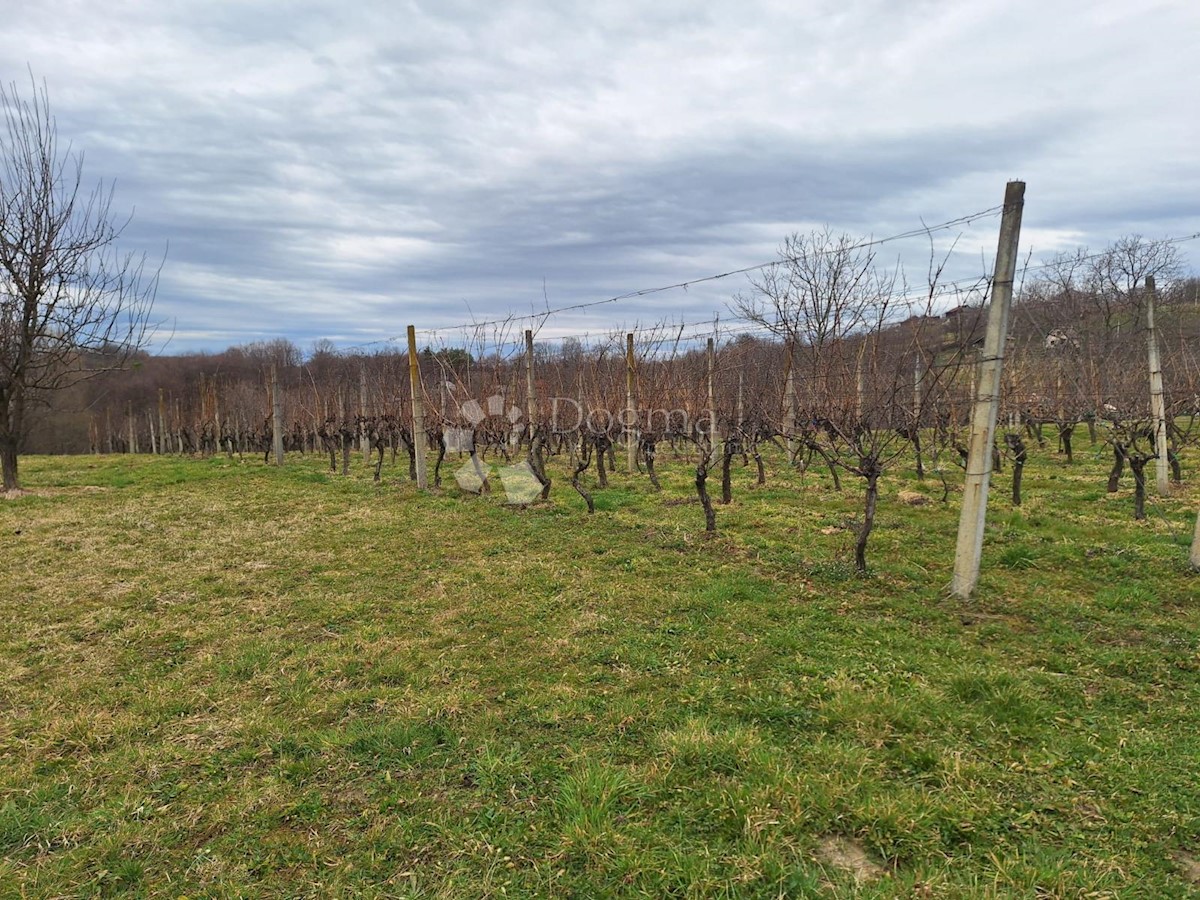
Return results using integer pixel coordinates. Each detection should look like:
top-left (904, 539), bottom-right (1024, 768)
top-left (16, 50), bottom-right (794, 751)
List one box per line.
top-left (1, 443), bottom-right (1198, 898)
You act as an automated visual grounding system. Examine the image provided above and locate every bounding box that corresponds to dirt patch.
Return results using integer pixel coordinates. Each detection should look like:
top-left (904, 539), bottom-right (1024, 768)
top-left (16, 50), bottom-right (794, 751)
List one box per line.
top-left (1172, 851), bottom-right (1200, 885)
top-left (897, 490), bottom-right (928, 506)
top-left (816, 836), bottom-right (886, 884)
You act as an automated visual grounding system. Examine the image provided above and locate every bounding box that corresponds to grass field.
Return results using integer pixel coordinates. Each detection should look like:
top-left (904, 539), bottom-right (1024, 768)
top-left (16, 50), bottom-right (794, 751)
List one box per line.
top-left (1, 444), bottom-right (1198, 898)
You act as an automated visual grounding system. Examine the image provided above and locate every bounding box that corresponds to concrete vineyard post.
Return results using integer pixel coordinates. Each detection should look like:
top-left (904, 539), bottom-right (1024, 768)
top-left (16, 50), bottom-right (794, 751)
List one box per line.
top-left (526, 329), bottom-right (537, 442)
top-left (407, 325), bottom-right (428, 489)
top-left (270, 364), bottom-right (285, 466)
top-left (626, 333), bottom-right (637, 473)
top-left (951, 181), bottom-right (1025, 600)
top-left (706, 337), bottom-right (717, 462)
top-left (1191, 509), bottom-right (1200, 571)
top-left (1145, 276), bottom-right (1170, 497)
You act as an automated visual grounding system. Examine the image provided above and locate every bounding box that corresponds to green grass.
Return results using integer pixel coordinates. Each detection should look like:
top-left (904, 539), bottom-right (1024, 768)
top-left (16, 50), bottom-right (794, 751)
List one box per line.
top-left (1, 445), bottom-right (1198, 898)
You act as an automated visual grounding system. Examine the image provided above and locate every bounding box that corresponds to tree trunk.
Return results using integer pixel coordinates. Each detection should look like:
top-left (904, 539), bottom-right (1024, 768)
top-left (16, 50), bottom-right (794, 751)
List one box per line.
top-left (0, 394), bottom-right (23, 490)
top-left (0, 433), bottom-right (18, 491)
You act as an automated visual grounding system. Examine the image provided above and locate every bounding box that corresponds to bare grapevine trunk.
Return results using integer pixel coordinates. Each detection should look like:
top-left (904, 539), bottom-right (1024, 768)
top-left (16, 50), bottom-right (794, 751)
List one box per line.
top-left (432, 433), bottom-right (446, 488)
top-left (854, 464), bottom-right (880, 573)
top-left (1006, 433), bottom-right (1027, 506)
top-left (1107, 443), bottom-right (1126, 493)
top-left (641, 438), bottom-right (661, 491)
top-left (696, 461), bottom-right (716, 533)
top-left (1129, 456), bottom-right (1148, 521)
top-left (529, 428), bottom-right (551, 500)
top-left (911, 429), bottom-right (924, 481)
top-left (572, 439), bottom-right (594, 513)
top-left (1059, 423), bottom-right (1074, 464)
top-left (595, 436), bottom-right (610, 488)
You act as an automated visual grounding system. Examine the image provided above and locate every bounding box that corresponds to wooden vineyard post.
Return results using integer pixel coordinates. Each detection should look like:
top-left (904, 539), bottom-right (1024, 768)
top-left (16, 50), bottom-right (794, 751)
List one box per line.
top-left (407, 325), bottom-right (428, 489)
top-left (783, 341), bottom-right (796, 461)
top-left (157, 388), bottom-right (167, 454)
top-left (360, 366), bottom-right (370, 463)
top-left (1145, 276), bottom-right (1170, 497)
top-left (913, 355), bottom-right (923, 421)
top-left (626, 333), bottom-right (637, 473)
top-left (855, 343), bottom-right (866, 424)
top-left (706, 337), bottom-right (718, 462)
top-left (213, 379), bottom-right (222, 454)
top-left (950, 180), bottom-right (1025, 600)
top-left (270, 364), bottom-right (285, 466)
top-left (526, 329), bottom-right (537, 441)
top-left (736, 370), bottom-right (744, 431)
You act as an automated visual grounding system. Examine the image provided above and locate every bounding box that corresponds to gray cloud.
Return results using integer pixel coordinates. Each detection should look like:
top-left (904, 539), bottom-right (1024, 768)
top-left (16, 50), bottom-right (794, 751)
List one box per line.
top-left (3, 0), bottom-right (1197, 353)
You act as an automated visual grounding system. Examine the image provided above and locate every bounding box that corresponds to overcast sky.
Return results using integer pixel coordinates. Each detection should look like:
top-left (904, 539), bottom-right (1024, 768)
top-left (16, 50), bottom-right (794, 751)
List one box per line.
top-left (3, 0), bottom-right (1197, 354)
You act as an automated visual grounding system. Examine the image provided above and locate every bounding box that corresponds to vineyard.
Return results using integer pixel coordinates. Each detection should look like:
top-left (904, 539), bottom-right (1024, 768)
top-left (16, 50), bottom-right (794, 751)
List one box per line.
top-left (16, 198), bottom-right (1200, 583)
top-left (4, 189), bottom-right (1200, 896)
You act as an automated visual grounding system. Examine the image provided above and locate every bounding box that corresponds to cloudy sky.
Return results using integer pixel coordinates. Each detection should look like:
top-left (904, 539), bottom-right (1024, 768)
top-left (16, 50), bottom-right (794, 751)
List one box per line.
top-left (3, 0), bottom-right (1197, 354)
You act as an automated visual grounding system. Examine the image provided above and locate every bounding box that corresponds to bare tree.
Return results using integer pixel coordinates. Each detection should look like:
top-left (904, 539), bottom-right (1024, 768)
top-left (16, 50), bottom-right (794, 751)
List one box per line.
top-left (0, 75), bottom-right (158, 490)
